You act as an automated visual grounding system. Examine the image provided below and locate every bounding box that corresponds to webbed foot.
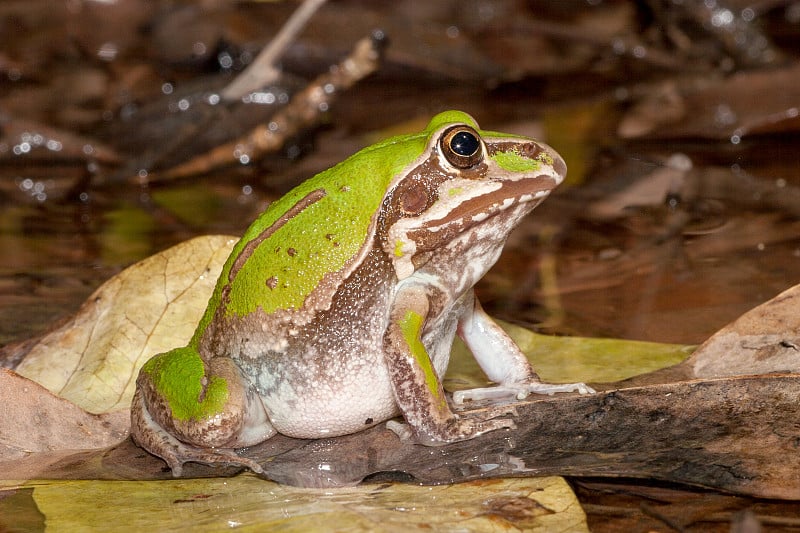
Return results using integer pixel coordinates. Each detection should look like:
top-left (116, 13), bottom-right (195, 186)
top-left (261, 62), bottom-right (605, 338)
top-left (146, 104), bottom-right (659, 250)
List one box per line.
top-left (452, 381), bottom-right (595, 405)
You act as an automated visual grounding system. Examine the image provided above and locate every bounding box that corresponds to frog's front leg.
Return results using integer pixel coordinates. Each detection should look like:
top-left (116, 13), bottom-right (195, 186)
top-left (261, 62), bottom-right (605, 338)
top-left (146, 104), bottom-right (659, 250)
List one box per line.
top-left (453, 294), bottom-right (594, 405)
top-left (131, 347), bottom-right (275, 476)
top-left (383, 285), bottom-right (514, 445)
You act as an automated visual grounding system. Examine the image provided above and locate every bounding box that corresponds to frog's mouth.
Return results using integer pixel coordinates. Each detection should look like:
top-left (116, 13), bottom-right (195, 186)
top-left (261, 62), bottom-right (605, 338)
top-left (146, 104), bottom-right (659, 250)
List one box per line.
top-left (406, 174), bottom-right (559, 252)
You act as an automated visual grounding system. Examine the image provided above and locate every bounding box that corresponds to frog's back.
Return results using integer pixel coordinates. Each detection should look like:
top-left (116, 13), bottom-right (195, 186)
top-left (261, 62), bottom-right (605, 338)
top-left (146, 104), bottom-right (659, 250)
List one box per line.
top-left (189, 128), bottom-right (429, 344)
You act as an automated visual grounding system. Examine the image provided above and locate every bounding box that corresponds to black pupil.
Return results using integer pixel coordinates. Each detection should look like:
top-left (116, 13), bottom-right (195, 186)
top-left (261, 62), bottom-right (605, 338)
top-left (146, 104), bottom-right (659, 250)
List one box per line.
top-left (450, 130), bottom-right (480, 156)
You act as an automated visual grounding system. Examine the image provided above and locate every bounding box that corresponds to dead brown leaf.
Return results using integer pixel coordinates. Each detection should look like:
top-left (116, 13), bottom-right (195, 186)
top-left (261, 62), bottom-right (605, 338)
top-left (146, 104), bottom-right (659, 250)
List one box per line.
top-left (620, 63), bottom-right (800, 140)
top-left (0, 368), bottom-right (128, 466)
top-left (688, 283), bottom-right (800, 378)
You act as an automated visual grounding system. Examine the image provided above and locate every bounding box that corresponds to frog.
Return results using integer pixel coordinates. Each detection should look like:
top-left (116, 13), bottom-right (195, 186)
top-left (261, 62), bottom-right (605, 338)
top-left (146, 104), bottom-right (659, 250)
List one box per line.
top-left (130, 110), bottom-right (593, 476)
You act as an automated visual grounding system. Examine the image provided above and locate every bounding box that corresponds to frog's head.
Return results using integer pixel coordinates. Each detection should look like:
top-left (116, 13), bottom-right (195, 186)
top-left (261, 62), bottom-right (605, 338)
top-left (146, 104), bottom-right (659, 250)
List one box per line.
top-left (206, 110), bottom-right (565, 329)
top-left (381, 111), bottom-right (566, 281)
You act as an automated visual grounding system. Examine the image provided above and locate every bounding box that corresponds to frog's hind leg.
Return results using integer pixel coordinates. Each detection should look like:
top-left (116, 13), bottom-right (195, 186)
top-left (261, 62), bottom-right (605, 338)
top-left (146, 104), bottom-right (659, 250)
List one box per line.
top-left (130, 387), bottom-right (270, 477)
top-left (130, 354), bottom-right (276, 476)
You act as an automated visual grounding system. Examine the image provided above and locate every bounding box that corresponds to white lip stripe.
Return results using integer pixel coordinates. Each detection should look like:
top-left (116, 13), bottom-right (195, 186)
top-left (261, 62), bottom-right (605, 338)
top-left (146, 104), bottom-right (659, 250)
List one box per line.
top-left (422, 188), bottom-right (551, 234)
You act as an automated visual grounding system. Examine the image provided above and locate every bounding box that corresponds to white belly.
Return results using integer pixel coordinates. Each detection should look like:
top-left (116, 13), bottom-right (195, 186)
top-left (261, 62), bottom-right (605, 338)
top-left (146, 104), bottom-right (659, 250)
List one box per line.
top-left (258, 359), bottom-right (399, 439)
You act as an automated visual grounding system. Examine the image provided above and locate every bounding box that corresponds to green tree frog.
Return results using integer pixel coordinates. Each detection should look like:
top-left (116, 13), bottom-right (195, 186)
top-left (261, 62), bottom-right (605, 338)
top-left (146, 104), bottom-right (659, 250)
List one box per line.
top-left (131, 110), bottom-right (592, 476)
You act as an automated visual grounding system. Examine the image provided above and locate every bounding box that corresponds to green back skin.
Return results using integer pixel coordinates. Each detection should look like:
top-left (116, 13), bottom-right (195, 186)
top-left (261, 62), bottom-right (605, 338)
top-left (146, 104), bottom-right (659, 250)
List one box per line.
top-left (189, 111), bottom-right (482, 347)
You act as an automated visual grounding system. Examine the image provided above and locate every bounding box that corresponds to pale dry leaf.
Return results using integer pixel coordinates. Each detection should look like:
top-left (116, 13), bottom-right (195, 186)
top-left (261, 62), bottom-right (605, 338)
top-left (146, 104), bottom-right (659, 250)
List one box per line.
top-left (14, 235), bottom-right (236, 414)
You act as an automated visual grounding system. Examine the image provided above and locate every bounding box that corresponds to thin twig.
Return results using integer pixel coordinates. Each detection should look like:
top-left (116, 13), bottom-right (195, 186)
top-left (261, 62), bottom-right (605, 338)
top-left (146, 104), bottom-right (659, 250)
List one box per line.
top-left (221, 0), bottom-right (328, 102)
top-left (149, 32), bottom-right (385, 182)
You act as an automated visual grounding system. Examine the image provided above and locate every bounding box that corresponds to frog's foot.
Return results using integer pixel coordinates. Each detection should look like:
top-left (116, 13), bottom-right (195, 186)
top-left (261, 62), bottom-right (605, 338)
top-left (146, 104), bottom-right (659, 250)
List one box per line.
top-left (385, 414), bottom-right (516, 445)
top-left (131, 389), bottom-right (264, 477)
top-left (138, 428), bottom-right (265, 478)
top-left (452, 381), bottom-right (595, 406)
top-left (385, 419), bottom-right (414, 442)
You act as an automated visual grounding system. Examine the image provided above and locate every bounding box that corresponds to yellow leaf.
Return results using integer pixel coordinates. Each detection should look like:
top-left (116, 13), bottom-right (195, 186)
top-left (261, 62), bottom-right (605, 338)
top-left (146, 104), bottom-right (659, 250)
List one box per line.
top-left (14, 474), bottom-right (589, 532)
top-left (447, 320), bottom-right (693, 389)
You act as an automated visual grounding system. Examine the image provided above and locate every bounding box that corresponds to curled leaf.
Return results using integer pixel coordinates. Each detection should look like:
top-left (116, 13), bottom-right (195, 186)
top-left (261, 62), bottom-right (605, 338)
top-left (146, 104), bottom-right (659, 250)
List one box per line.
top-left (14, 235), bottom-right (235, 414)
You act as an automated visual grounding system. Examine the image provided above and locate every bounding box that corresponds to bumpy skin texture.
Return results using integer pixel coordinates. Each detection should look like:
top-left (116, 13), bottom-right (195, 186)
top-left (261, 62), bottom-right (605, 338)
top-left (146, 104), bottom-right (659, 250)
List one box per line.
top-left (130, 111), bottom-right (591, 476)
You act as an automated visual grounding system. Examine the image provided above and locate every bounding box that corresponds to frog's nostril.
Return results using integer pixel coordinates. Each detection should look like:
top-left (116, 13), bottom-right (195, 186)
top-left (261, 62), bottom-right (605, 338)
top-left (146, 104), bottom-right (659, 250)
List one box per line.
top-left (536, 142), bottom-right (567, 180)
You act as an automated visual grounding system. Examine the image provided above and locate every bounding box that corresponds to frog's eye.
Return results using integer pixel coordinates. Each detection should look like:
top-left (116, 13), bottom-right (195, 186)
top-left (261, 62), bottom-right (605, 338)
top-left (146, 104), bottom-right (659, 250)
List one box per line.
top-left (440, 125), bottom-right (484, 169)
